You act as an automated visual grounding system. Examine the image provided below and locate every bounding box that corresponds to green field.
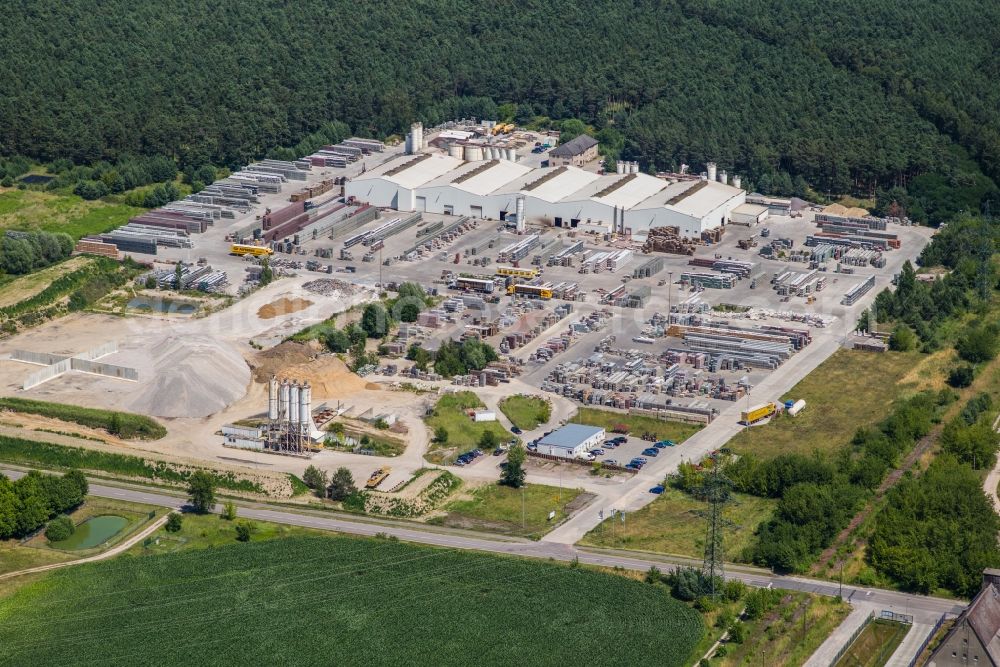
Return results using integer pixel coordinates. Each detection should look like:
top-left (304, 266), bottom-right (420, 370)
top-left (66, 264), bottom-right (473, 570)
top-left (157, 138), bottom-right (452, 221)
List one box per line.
top-left (0, 536), bottom-right (704, 666)
top-left (0, 256), bottom-right (94, 308)
top-left (571, 407), bottom-right (703, 443)
top-left (0, 189), bottom-right (142, 240)
top-left (727, 349), bottom-right (928, 460)
top-left (435, 482), bottom-right (584, 539)
top-left (0, 397), bottom-right (165, 440)
top-left (498, 394), bottom-right (551, 431)
top-left (425, 391), bottom-right (512, 464)
top-left (582, 487), bottom-right (776, 560)
top-left (834, 620), bottom-right (910, 667)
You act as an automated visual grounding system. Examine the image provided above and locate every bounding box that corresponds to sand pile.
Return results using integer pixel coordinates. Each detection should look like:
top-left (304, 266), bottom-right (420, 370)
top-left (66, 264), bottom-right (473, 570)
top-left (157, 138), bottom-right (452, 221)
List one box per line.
top-left (257, 297), bottom-right (313, 320)
top-left (128, 335), bottom-right (251, 418)
top-left (251, 341), bottom-right (370, 399)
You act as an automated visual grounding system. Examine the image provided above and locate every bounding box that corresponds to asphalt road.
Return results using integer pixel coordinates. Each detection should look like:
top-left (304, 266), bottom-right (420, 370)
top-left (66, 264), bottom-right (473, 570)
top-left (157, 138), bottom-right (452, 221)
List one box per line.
top-left (3, 468), bottom-right (964, 626)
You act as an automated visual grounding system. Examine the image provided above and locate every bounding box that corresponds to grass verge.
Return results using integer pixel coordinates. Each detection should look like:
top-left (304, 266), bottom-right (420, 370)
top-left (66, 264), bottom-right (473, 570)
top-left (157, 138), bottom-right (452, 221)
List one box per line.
top-left (425, 391), bottom-right (511, 464)
top-left (498, 394), bottom-right (551, 431)
top-left (0, 397), bottom-right (165, 440)
top-left (433, 482), bottom-right (583, 539)
top-left (571, 407), bottom-right (702, 443)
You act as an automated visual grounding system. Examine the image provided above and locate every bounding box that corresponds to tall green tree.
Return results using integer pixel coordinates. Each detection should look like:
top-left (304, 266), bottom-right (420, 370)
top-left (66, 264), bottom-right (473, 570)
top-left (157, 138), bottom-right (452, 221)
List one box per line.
top-left (186, 471), bottom-right (216, 514)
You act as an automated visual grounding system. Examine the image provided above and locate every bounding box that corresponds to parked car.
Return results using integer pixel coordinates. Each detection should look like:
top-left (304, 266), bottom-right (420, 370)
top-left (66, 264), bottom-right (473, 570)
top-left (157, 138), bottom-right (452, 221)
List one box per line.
top-left (591, 449), bottom-right (605, 456)
top-left (493, 447), bottom-right (505, 456)
top-left (625, 463), bottom-right (640, 470)
top-left (630, 457), bottom-right (648, 465)
top-left (527, 443), bottom-right (538, 452)
top-left (511, 426), bottom-right (522, 434)
top-left (649, 485), bottom-right (665, 495)
top-left (642, 448), bottom-right (659, 457)
top-left (613, 437), bottom-right (627, 444)
top-left (603, 459), bottom-right (618, 466)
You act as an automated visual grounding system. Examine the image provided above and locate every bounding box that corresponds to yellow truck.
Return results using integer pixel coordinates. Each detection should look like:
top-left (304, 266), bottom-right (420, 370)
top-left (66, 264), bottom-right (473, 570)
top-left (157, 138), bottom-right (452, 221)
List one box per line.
top-left (365, 467), bottom-right (391, 489)
top-left (230, 243), bottom-right (274, 257)
top-left (740, 402), bottom-right (777, 425)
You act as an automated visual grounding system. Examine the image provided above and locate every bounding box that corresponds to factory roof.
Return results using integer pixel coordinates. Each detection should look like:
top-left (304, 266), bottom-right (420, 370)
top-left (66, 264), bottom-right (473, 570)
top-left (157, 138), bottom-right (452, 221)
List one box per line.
top-left (550, 135), bottom-right (598, 157)
top-left (353, 153), bottom-right (465, 189)
top-left (538, 423), bottom-right (604, 450)
top-left (495, 165), bottom-right (601, 202)
top-left (732, 203), bottom-right (769, 216)
top-left (423, 159), bottom-right (533, 196)
top-left (634, 179), bottom-right (744, 218)
top-left (565, 172), bottom-right (667, 209)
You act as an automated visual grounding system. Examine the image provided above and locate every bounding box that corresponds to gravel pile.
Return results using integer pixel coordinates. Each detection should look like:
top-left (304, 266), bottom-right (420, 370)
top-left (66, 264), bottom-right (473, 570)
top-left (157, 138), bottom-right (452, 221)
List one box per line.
top-left (128, 335), bottom-right (250, 418)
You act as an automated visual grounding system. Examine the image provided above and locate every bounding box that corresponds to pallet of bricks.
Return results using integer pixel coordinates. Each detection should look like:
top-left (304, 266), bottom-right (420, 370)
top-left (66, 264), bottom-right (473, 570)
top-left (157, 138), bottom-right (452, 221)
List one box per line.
top-left (642, 227), bottom-right (695, 255)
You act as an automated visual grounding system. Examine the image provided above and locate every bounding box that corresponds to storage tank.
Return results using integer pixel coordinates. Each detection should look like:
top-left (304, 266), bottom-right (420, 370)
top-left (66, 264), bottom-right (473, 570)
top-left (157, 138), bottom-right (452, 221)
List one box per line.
top-left (410, 122), bottom-right (423, 151)
top-left (788, 399), bottom-right (807, 417)
top-left (733, 175), bottom-right (742, 190)
top-left (463, 145), bottom-right (483, 161)
top-left (515, 197), bottom-right (526, 233)
top-left (630, 162), bottom-right (639, 174)
top-left (506, 148), bottom-right (517, 162)
top-left (268, 376), bottom-right (278, 421)
top-left (616, 161), bottom-right (625, 175)
top-left (706, 162), bottom-right (717, 182)
top-left (404, 133), bottom-right (413, 155)
top-left (289, 381), bottom-right (300, 426)
top-left (448, 143), bottom-right (463, 159)
top-left (279, 380), bottom-right (290, 421)
top-left (719, 169), bottom-right (728, 184)
top-left (299, 382), bottom-right (311, 431)
top-left (492, 146), bottom-right (501, 160)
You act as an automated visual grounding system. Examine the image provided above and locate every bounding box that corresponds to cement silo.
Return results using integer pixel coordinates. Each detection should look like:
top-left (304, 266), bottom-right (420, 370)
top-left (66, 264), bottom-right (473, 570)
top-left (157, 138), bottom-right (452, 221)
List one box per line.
top-left (448, 143), bottom-right (463, 159)
top-left (515, 196), bottom-right (526, 233)
top-left (706, 162), bottom-right (717, 182)
top-left (410, 122), bottom-right (423, 152)
top-left (279, 379), bottom-right (290, 421)
top-left (719, 169), bottom-right (728, 184)
top-left (464, 145), bottom-right (483, 161)
top-left (733, 175), bottom-right (742, 190)
top-left (616, 161), bottom-right (625, 175)
top-left (268, 376), bottom-right (279, 421)
top-left (505, 148), bottom-right (516, 162)
top-left (288, 381), bottom-right (300, 428)
top-left (299, 382), bottom-right (311, 434)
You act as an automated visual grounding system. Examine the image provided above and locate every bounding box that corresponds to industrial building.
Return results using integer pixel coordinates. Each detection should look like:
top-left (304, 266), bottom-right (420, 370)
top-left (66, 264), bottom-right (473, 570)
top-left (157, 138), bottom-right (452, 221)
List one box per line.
top-left (534, 423), bottom-right (606, 458)
top-left (346, 154), bottom-right (746, 239)
top-left (222, 376), bottom-right (323, 454)
top-left (548, 135), bottom-right (599, 167)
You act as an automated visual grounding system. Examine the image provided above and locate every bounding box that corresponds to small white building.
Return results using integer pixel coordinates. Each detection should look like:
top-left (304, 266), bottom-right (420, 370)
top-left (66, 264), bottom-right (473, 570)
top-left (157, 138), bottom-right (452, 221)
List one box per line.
top-left (729, 203), bottom-right (769, 226)
top-left (535, 424), bottom-right (606, 459)
top-left (472, 410), bottom-right (497, 423)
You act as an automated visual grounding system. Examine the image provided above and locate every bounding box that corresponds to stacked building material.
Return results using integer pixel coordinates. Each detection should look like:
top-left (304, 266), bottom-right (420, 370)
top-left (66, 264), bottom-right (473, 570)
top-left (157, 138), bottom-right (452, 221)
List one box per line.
top-left (841, 275), bottom-right (876, 305)
top-left (642, 226), bottom-right (695, 255)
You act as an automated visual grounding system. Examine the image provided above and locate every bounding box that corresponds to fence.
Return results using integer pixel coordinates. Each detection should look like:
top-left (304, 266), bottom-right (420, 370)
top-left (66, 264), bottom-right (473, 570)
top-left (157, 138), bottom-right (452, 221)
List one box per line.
top-left (908, 613), bottom-right (950, 667)
top-left (828, 610), bottom-right (875, 666)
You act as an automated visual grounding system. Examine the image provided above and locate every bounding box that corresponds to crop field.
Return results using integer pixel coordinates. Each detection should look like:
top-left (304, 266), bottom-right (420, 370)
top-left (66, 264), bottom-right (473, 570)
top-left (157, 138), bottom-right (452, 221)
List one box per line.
top-left (727, 349), bottom-right (927, 460)
top-left (435, 482), bottom-right (584, 539)
top-left (0, 189), bottom-right (142, 240)
top-left (0, 536), bottom-right (704, 666)
top-left (498, 394), bottom-right (551, 431)
top-left (571, 408), bottom-right (702, 443)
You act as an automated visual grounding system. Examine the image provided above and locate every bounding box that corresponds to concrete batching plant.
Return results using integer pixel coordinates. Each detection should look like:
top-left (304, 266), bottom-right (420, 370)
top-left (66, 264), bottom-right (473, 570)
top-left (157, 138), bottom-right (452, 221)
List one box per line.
top-left (221, 376), bottom-right (317, 454)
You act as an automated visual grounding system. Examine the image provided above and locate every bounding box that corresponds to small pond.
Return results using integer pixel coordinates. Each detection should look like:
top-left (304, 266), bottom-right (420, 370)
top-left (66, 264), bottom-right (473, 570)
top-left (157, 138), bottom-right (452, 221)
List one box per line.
top-left (127, 297), bottom-right (198, 315)
top-left (51, 515), bottom-right (129, 550)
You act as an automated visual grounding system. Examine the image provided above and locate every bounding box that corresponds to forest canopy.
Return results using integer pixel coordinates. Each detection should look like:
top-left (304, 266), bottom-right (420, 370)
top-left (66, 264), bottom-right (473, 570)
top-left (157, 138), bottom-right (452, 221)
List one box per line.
top-left (1, 1), bottom-right (999, 220)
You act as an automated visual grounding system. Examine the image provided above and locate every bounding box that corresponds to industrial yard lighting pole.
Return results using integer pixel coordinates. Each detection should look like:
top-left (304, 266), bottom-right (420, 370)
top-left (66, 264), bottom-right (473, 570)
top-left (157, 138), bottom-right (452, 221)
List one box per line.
top-left (522, 485), bottom-right (526, 530)
top-left (667, 271), bottom-right (673, 315)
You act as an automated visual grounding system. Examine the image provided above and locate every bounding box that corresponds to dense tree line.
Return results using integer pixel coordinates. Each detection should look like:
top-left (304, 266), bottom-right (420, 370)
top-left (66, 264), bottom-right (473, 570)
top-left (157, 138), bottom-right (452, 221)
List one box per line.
top-left (0, 230), bottom-right (74, 276)
top-left (0, 2), bottom-right (998, 220)
top-left (407, 338), bottom-right (499, 378)
top-left (869, 456), bottom-right (1000, 597)
top-left (0, 470), bottom-right (88, 539)
top-left (729, 391), bottom-right (947, 571)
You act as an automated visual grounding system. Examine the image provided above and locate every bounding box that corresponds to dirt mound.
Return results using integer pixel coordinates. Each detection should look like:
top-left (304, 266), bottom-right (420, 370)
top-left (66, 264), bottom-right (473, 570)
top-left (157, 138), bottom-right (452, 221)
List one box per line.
top-left (129, 335), bottom-right (251, 418)
top-left (251, 341), bottom-right (369, 399)
top-left (257, 297), bottom-right (313, 319)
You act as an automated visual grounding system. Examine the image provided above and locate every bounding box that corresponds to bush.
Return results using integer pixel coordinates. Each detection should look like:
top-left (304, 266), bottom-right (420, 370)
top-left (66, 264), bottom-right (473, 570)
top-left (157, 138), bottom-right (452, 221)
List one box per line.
top-left (234, 520), bottom-right (256, 542)
top-left (948, 364), bottom-right (976, 388)
top-left (165, 512), bottom-right (183, 533)
top-left (45, 515), bottom-right (75, 542)
top-left (888, 324), bottom-right (917, 351)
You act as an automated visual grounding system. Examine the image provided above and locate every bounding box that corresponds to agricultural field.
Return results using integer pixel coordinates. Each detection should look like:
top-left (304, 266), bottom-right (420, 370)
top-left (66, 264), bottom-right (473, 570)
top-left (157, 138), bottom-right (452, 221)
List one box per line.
top-left (571, 407), bottom-right (702, 443)
top-left (433, 482), bottom-right (584, 539)
top-left (581, 487), bottom-right (776, 560)
top-left (727, 349), bottom-right (930, 460)
top-left (498, 394), bottom-right (551, 431)
top-left (0, 189), bottom-right (141, 240)
top-left (425, 391), bottom-right (512, 464)
top-left (0, 536), bottom-right (704, 666)
top-left (833, 619), bottom-right (909, 667)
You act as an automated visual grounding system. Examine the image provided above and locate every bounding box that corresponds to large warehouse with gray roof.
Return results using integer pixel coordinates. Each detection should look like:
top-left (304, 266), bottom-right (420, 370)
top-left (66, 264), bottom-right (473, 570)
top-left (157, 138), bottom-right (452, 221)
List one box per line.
top-left (346, 152), bottom-right (745, 240)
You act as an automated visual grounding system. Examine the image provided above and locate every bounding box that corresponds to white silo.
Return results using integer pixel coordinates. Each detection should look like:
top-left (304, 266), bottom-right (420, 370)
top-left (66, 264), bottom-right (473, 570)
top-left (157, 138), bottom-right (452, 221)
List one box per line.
top-left (506, 148), bottom-right (516, 162)
top-left (448, 143), bottom-right (463, 159)
top-left (616, 161), bottom-right (625, 175)
top-left (268, 376), bottom-right (278, 421)
top-left (279, 379), bottom-right (290, 421)
top-left (404, 133), bottom-right (413, 155)
top-left (410, 122), bottom-right (423, 151)
top-left (706, 162), bottom-right (717, 182)
top-left (733, 175), bottom-right (742, 190)
top-left (289, 381), bottom-right (300, 427)
top-left (463, 145), bottom-right (483, 161)
top-left (515, 197), bottom-right (526, 233)
top-left (631, 162), bottom-right (640, 174)
top-left (719, 169), bottom-right (728, 184)
top-left (299, 382), bottom-right (311, 434)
